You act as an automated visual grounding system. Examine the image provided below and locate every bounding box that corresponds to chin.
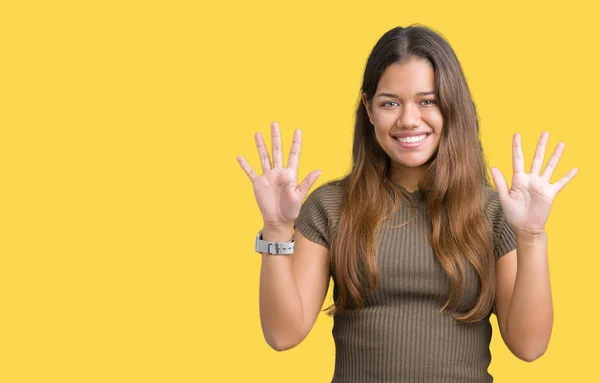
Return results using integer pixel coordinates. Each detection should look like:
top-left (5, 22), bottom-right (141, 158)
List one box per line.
top-left (394, 156), bottom-right (433, 169)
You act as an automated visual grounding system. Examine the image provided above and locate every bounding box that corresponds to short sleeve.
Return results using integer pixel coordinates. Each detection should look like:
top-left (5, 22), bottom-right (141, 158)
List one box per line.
top-left (293, 182), bottom-right (344, 249)
top-left (485, 187), bottom-right (517, 260)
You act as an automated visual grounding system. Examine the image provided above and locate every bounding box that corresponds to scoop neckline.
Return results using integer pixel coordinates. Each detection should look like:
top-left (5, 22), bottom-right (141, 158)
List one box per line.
top-left (393, 183), bottom-right (425, 202)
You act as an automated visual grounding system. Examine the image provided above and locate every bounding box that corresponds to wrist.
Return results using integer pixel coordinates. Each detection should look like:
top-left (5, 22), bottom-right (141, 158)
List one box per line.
top-left (261, 225), bottom-right (294, 242)
top-left (516, 228), bottom-right (548, 243)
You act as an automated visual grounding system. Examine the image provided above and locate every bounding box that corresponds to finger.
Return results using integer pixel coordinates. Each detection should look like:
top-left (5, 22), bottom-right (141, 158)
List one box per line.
top-left (552, 167), bottom-right (578, 194)
top-left (255, 132), bottom-right (272, 172)
top-left (271, 122), bottom-right (283, 168)
top-left (512, 133), bottom-right (525, 174)
top-left (237, 155), bottom-right (258, 182)
top-left (490, 167), bottom-right (509, 200)
top-left (286, 129), bottom-right (302, 171)
top-left (530, 132), bottom-right (549, 175)
top-left (541, 142), bottom-right (565, 181)
top-left (297, 169), bottom-right (322, 196)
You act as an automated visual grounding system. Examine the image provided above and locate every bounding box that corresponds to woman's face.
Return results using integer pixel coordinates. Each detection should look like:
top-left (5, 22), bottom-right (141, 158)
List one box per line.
top-left (362, 58), bottom-right (443, 178)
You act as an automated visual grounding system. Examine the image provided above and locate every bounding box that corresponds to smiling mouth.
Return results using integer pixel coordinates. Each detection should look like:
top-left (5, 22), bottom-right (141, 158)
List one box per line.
top-left (394, 133), bottom-right (430, 144)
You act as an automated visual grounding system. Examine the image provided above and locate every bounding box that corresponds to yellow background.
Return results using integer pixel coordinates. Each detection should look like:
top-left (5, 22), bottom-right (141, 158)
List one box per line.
top-left (0, 0), bottom-right (597, 382)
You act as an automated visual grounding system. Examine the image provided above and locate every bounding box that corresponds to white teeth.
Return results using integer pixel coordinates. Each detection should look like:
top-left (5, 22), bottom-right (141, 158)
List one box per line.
top-left (396, 134), bottom-right (427, 143)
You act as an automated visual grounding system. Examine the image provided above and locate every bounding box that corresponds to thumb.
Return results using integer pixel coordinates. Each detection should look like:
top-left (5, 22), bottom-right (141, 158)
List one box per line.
top-left (297, 169), bottom-right (322, 196)
top-left (490, 167), bottom-right (509, 200)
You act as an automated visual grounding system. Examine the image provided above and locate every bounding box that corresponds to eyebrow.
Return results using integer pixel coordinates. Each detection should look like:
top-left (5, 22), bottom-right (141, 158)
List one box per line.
top-left (374, 91), bottom-right (435, 98)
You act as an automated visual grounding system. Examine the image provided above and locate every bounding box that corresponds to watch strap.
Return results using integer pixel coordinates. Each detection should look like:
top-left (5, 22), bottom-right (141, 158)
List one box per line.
top-left (255, 230), bottom-right (295, 255)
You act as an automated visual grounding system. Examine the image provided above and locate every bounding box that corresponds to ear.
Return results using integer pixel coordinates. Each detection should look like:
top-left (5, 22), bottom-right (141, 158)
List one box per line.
top-left (361, 93), bottom-right (374, 125)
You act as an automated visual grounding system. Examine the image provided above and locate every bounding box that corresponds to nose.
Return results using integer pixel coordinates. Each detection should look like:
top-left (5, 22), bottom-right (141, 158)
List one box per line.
top-left (397, 102), bottom-right (422, 128)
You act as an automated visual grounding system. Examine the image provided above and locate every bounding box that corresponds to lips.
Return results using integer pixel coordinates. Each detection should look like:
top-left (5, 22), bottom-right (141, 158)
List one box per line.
top-left (392, 132), bottom-right (431, 139)
top-left (393, 133), bottom-right (429, 148)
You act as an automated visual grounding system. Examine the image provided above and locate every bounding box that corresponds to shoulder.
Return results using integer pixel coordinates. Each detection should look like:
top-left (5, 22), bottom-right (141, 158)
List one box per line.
top-left (294, 179), bottom-right (346, 248)
top-left (306, 179), bottom-right (345, 205)
top-left (299, 179), bottom-right (345, 221)
top-left (482, 185), bottom-right (517, 259)
top-left (482, 185), bottom-right (502, 219)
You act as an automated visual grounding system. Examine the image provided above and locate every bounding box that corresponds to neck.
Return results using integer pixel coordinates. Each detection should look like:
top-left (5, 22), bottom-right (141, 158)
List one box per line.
top-left (390, 165), bottom-right (425, 193)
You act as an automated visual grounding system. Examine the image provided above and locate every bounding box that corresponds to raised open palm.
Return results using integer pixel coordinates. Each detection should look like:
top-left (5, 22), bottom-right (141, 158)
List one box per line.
top-left (490, 132), bottom-right (578, 234)
top-left (237, 122), bottom-right (322, 227)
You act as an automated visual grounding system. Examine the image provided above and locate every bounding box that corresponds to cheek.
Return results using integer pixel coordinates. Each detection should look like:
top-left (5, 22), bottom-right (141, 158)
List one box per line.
top-left (373, 126), bottom-right (393, 149)
top-left (423, 109), bottom-right (444, 132)
top-left (372, 110), bottom-right (398, 128)
top-left (373, 127), bottom-right (388, 144)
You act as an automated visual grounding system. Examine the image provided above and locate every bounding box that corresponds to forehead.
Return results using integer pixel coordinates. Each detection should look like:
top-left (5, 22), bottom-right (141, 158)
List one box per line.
top-left (376, 58), bottom-right (435, 95)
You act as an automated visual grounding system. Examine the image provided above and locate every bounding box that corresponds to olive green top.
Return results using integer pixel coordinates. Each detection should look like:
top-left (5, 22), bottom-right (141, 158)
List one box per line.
top-left (294, 181), bottom-right (516, 383)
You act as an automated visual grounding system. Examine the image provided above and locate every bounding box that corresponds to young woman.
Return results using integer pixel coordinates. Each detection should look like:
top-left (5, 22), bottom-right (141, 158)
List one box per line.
top-left (237, 25), bottom-right (577, 383)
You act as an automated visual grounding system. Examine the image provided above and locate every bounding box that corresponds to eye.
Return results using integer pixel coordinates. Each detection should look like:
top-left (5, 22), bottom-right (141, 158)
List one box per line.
top-left (421, 99), bottom-right (436, 106)
top-left (381, 101), bottom-right (399, 108)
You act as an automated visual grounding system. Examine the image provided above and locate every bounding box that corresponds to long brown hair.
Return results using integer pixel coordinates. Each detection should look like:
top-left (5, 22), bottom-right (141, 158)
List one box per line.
top-left (327, 25), bottom-right (494, 323)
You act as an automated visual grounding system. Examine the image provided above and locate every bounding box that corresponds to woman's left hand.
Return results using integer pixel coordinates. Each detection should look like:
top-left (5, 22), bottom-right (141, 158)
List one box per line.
top-left (490, 132), bottom-right (578, 234)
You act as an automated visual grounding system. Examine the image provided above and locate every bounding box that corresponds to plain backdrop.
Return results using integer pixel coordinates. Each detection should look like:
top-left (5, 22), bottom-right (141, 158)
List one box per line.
top-left (0, 0), bottom-right (598, 382)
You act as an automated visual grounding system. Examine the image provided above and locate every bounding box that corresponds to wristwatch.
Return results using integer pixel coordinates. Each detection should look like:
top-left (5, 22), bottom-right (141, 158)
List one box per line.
top-left (255, 230), bottom-right (295, 255)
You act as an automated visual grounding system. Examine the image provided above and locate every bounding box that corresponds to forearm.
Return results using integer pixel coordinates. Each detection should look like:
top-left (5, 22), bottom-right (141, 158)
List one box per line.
top-left (259, 226), bottom-right (305, 351)
top-left (505, 230), bottom-right (553, 360)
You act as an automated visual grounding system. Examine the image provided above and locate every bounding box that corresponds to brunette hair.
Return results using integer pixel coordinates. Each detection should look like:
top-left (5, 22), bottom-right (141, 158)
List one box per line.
top-left (327, 25), bottom-right (494, 323)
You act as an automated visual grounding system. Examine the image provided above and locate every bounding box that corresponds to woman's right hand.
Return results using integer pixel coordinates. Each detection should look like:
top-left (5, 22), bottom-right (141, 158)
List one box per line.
top-left (237, 122), bottom-right (322, 228)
